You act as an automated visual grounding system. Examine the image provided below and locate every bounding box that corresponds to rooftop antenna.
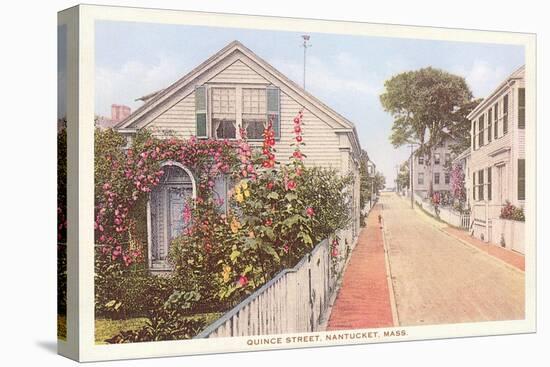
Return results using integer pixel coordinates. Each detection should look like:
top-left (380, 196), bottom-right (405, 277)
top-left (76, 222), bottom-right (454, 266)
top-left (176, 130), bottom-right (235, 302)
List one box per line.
top-left (301, 35), bottom-right (311, 89)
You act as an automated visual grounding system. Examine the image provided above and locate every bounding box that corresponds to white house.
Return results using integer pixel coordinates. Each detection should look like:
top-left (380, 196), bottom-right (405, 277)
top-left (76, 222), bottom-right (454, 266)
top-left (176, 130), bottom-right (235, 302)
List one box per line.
top-left (468, 65), bottom-right (525, 253)
top-left (115, 40), bottom-right (363, 272)
top-left (412, 138), bottom-right (456, 199)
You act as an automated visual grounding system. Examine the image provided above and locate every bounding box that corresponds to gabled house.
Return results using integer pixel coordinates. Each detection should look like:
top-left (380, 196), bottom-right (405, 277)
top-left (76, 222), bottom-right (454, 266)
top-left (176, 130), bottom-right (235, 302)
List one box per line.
top-left (468, 65), bottom-right (525, 253)
top-left (115, 41), bottom-right (363, 272)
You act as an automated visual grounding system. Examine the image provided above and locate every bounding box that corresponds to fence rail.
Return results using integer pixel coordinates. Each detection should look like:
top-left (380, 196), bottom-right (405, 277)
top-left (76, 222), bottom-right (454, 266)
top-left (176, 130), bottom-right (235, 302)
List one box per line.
top-left (195, 227), bottom-right (354, 338)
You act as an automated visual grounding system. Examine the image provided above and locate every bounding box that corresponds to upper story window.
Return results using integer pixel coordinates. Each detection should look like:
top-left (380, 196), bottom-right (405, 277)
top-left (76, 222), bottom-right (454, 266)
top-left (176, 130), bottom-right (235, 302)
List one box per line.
top-left (434, 153), bottom-right (440, 165)
top-left (493, 102), bottom-right (499, 139)
top-left (444, 172), bottom-right (450, 184)
top-left (518, 88), bottom-right (525, 129)
top-left (212, 88), bottom-right (237, 139)
top-left (194, 85), bottom-right (281, 141)
top-left (434, 172), bottom-right (440, 185)
top-left (418, 156), bottom-right (424, 165)
top-left (418, 172), bottom-right (424, 185)
top-left (503, 94), bottom-right (509, 135)
top-left (478, 114), bottom-right (485, 147)
top-left (445, 153), bottom-right (451, 165)
top-left (487, 108), bottom-right (493, 143)
top-left (242, 88), bottom-right (267, 140)
top-left (472, 120), bottom-right (477, 150)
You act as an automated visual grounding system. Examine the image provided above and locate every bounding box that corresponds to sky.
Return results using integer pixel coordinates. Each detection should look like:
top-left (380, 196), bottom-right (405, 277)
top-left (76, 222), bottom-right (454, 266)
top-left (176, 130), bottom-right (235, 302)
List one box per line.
top-left (92, 21), bottom-right (525, 184)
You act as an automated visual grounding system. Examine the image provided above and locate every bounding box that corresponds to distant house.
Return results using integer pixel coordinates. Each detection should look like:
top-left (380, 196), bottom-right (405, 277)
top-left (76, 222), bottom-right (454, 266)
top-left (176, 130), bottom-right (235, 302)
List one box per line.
top-left (467, 65), bottom-right (525, 253)
top-left (96, 104), bottom-right (132, 129)
top-left (115, 41), bottom-right (363, 272)
top-left (413, 138), bottom-right (455, 199)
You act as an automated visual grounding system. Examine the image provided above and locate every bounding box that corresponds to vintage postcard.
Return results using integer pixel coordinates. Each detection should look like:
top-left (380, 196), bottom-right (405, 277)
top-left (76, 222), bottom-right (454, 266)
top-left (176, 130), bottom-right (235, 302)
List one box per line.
top-left (57, 4), bottom-right (536, 361)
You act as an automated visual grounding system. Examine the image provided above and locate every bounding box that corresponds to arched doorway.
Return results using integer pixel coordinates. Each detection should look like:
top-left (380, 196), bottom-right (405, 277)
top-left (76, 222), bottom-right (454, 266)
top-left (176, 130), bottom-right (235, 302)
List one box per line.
top-left (147, 161), bottom-right (196, 272)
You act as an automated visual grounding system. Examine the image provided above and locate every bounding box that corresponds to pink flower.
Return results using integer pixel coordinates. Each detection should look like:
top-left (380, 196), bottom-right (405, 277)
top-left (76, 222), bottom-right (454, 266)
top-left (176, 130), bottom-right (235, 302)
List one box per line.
top-left (292, 150), bottom-right (303, 160)
top-left (331, 247), bottom-right (339, 257)
top-left (306, 207), bottom-right (315, 217)
top-left (296, 135), bottom-right (303, 142)
top-left (294, 125), bottom-right (301, 133)
top-left (238, 276), bottom-right (248, 287)
top-left (286, 180), bottom-right (297, 191)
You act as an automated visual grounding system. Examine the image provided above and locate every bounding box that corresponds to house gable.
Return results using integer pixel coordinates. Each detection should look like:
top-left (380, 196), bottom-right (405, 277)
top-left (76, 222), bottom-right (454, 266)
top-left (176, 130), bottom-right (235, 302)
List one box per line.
top-left (117, 41), bottom-right (356, 133)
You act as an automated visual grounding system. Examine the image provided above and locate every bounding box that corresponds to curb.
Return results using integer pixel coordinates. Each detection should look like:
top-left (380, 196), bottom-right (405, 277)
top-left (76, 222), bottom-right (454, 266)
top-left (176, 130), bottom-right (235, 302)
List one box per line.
top-left (380, 209), bottom-right (400, 327)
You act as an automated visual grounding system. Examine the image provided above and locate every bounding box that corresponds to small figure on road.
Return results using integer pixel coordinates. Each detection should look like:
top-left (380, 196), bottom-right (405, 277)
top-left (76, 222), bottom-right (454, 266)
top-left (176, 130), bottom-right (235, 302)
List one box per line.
top-left (378, 214), bottom-right (382, 226)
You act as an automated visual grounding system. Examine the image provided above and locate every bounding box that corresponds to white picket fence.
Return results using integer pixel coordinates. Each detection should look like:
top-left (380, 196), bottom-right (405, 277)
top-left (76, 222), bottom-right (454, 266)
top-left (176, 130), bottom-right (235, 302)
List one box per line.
top-left (195, 228), bottom-right (354, 338)
top-left (413, 193), bottom-right (470, 229)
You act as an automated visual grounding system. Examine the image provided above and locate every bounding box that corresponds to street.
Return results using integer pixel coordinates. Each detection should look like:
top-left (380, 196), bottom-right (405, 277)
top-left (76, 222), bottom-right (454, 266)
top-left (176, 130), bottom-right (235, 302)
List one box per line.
top-left (382, 193), bottom-right (525, 326)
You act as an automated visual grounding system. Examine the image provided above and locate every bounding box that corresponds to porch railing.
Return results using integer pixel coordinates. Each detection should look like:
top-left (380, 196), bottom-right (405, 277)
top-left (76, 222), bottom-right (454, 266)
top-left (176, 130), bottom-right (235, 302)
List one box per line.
top-left (195, 230), bottom-right (351, 338)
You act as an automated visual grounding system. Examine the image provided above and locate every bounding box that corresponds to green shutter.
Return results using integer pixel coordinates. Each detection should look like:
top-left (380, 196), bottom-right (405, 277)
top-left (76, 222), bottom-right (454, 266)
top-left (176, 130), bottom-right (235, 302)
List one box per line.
top-left (494, 102), bottom-right (499, 138)
top-left (518, 159), bottom-right (526, 200)
top-left (487, 167), bottom-right (492, 201)
top-left (195, 86), bottom-right (208, 138)
top-left (266, 86), bottom-right (280, 139)
top-left (518, 88), bottom-right (525, 129)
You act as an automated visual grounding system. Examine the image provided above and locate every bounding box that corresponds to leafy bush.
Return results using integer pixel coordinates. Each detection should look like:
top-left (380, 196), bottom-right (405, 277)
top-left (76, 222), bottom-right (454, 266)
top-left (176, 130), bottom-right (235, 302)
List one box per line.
top-left (105, 291), bottom-right (205, 343)
top-left (500, 201), bottom-right (525, 221)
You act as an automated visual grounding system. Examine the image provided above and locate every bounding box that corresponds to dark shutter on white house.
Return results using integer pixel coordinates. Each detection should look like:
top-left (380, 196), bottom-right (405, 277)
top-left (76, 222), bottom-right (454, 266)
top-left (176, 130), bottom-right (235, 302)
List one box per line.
top-left (518, 159), bottom-right (526, 200)
top-left (195, 85), bottom-right (208, 138)
top-left (518, 88), bottom-right (525, 129)
top-left (266, 86), bottom-right (281, 139)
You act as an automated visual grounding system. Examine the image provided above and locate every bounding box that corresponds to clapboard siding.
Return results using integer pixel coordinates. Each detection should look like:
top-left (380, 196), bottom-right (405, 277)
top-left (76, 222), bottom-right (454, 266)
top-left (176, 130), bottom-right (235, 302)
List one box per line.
top-left (210, 60), bottom-right (269, 84)
top-left (149, 92), bottom-right (196, 137)
top-left (146, 87), bottom-right (344, 171)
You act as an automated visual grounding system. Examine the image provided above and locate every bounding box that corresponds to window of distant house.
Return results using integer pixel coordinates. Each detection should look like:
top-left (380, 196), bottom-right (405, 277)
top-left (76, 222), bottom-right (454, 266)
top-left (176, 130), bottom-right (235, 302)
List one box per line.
top-left (418, 172), bottom-right (424, 185)
top-left (487, 108), bottom-right (493, 143)
top-left (503, 94), bottom-right (509, 135)
top-left (518, 88), bottom-right (525, 129)
top-left (418, 156), bottom-right (424, 165)
top-left (445, 172), bottom-right (450, 184)
top-left (434, 172), bottom-right (440, 185)
top-left (445, 153), bottom-right (451, 165)
top-left (493, 102), bottom-right (499, 139)
top-left (211, 88), bottom-right (237, 139)
top-left (242, 88), bottom-right (267, 140)
top-left (434, 153), bottom-right (440, 165)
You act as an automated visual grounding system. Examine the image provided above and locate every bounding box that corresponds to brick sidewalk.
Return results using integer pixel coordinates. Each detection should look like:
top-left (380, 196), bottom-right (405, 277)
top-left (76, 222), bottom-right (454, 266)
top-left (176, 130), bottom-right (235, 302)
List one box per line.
top-left (443, 227), bottom-right (525, 271)
top-left (326, 204), bottom-right (394, 330)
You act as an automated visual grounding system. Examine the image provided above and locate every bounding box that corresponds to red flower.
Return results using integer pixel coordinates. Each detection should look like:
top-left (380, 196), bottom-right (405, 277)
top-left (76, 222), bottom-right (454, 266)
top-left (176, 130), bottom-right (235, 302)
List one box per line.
top-left (296, 135), bottom-right (303, 142)
top-left (238, 275), bottom-right (248, 287)
top-left (294, 125), bottom-right (301, 133)
top-left (266, 182), bottom-right (274, 190)
top-left (306, 207), bottom-right (315, 217)
top-left (265, 218), bottom-right (273, 226)
top-left (286, 180), bottom-right (297, 190)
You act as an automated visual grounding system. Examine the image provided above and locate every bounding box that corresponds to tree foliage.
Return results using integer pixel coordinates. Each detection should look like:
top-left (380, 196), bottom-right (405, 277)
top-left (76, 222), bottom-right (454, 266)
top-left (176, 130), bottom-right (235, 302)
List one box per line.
top-left (380, 67), bottom-right (474, 192)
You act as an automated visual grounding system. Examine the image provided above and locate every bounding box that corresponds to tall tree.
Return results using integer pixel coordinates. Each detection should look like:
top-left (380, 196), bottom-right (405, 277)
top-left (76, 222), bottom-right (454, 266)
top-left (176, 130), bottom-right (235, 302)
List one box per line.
top-left (380, 67), bottom-right (473, 195)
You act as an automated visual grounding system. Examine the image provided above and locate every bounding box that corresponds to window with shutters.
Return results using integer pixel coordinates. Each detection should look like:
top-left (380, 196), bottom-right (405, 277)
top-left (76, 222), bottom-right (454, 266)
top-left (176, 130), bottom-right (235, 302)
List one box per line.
top-left (487, 108), bottom-right (493, 143)
top-left (212, 88), bottom-right (237, 139)
top-left (418, 172), bottom-right (424, 185)
top-left (242, 88), bottom-right (267, 140)
top-left (494, 102), bottom-right (499, 139)
top-left (445, 153), bottom-right (451, 165)
top-left (478, 114), bottom-right (485, 147)
top-left (503, 94), bottom-right (509, 135)
top-left (487, 167), bottom-right (492, 201)
top-left (473, 171), bottom-right (476, 201)
top-left (267, 86), bottom-right (281, 139)
top-left (434, 172), bottom-right (440, 185)
top-left (478, 169), bottom-right (484, 201)
top-left (518, 88), bottom-right (525, 129)
top-left (518, 159), bottom-right (525, 200)
top-left (473, 120), bottom-right (477, 150)
top-left (445, 172), bottom-right (450, 184)
top-left (434, 153), bottom-right (440, 165)
top-left (418, 156), bottom-right (424, 165)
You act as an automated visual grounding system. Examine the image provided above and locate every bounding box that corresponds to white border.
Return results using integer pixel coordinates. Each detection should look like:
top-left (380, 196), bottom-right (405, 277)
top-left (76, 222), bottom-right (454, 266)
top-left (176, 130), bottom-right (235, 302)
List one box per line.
top-left (69, 4), bottom-right (536, 361)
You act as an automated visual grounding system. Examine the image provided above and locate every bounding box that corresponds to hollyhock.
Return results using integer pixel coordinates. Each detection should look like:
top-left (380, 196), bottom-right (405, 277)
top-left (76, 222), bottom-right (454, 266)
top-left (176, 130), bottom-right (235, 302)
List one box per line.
top-left (306, 207), bottom-right (315, 217)
top-left (238, 275), bottom-right (248, 287)
top-left (286, 180), bottom-right (297, 191)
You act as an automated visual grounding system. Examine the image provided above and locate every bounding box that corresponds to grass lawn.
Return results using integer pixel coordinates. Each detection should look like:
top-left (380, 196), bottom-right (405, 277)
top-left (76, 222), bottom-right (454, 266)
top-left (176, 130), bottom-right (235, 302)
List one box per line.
top-left (95, 313), bottom-right (222, 344)
top-left (58, 314), bottom-right (67, 340)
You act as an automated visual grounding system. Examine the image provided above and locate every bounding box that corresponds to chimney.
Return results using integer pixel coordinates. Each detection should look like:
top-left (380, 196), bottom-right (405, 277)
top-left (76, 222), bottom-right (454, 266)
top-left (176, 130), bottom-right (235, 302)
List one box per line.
top-left (111, 104), bottom-right (131, 123)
